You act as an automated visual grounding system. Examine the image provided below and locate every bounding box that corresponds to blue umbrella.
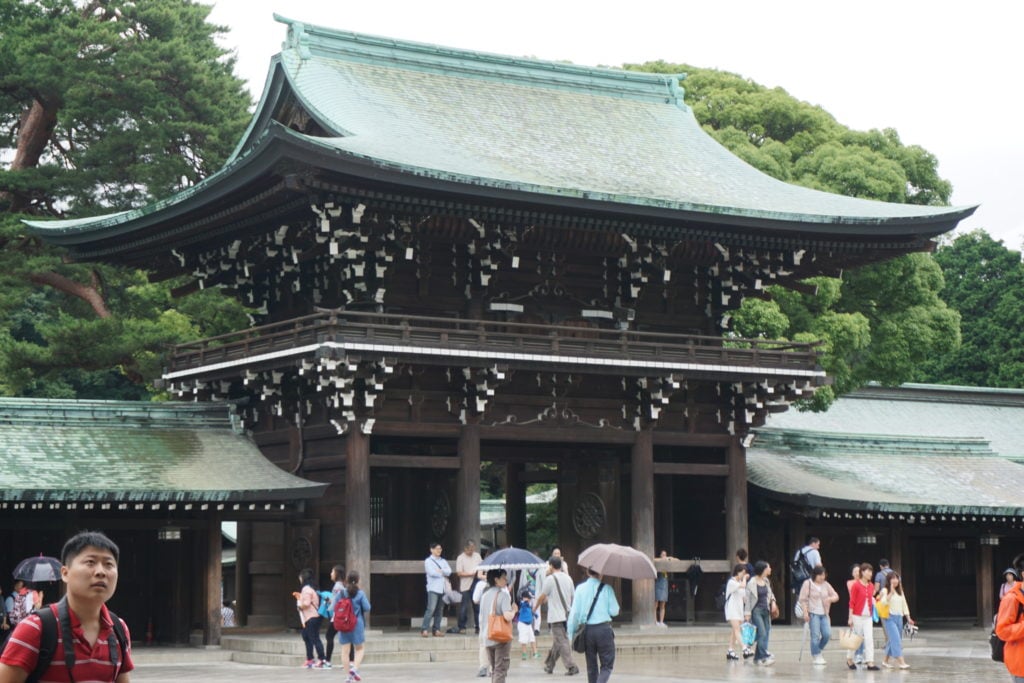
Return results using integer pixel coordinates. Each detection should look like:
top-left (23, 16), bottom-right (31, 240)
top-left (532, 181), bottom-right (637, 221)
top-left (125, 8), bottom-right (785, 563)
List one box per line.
top-left (13, 555), bottom-right (62, 583)
top-left (478, 547), bottom-right (545, 570)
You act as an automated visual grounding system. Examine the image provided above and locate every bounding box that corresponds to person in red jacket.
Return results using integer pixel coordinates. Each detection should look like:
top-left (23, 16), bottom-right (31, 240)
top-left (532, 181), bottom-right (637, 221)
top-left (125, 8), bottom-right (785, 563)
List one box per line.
top-left (847, 562), bottom-right (880, 671)
top-left (996, 554), bottom-right (1024, 682)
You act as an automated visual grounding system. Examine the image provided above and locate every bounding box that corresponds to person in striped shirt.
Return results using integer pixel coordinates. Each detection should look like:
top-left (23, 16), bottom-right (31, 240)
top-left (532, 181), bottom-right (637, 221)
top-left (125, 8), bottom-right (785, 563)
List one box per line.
top-left (0, 531), bottom-right (133, 683)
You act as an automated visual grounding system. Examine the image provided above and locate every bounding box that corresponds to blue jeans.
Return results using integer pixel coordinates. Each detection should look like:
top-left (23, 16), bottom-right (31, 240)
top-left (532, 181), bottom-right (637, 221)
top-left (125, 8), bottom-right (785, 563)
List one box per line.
top-left (883, 615), bottom-right (903, 657)
top-left (809, 613), bottom-right (831, 656)
top-left (421, 591), bottom-right (444, 633)
top-left (751, 607), bottom-right (771, 662)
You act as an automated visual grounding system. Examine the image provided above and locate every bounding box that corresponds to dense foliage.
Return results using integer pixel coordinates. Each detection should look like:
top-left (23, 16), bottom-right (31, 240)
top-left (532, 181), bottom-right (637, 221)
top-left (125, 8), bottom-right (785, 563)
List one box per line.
top-left (626, 62), bottom-right (964, 407)
top-left (917, 231), bottom-right (1024, 387)
top-left (0, 0), bottom-right (252, 397)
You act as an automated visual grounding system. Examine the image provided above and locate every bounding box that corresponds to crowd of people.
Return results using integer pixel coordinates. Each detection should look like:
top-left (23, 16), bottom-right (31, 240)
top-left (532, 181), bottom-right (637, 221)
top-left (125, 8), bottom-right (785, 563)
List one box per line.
top-left (717, 538), bottom-right (920, 670)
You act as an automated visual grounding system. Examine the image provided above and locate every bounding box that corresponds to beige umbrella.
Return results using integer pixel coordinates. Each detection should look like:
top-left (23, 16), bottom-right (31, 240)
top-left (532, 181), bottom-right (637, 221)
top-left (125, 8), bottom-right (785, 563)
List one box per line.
top-left (577, 543), bottom-right (657, 580)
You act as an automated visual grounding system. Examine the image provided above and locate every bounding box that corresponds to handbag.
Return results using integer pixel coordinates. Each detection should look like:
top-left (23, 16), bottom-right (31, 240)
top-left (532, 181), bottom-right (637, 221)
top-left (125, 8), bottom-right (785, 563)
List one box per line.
top-left (741, 621), bottom-right (756, 646)
top-left (839, 629), bottom-right (863, 650)
top-left (572, 583), bottom-right (604, 654)
top-left (486, 589), bottom-right (513, 643)
top-left (876, 596), bottom-right (890, 620)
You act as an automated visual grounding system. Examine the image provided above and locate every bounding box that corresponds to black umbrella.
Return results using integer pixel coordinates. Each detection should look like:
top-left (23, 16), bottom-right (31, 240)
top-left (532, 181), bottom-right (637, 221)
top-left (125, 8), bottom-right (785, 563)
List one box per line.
top-left (13, 555), bottom-right (62, 583)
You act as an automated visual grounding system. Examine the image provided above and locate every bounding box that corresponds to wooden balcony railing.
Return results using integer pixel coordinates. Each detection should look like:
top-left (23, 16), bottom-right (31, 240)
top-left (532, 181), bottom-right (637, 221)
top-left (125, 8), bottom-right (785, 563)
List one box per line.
top-left (165, 309), bottom-right (824, 378)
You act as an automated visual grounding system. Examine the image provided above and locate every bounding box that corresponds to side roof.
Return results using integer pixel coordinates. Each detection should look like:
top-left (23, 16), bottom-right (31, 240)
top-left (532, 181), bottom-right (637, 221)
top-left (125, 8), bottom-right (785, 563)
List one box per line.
top-left (24, 15), bottom-right (974, 250)
top-left (0, 398), bottom-right (327, 502)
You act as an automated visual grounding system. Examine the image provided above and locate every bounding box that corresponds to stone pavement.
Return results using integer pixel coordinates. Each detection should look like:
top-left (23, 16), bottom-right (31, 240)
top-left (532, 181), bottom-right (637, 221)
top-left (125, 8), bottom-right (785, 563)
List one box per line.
top-left (130, 625), bottom-right (1011, 682)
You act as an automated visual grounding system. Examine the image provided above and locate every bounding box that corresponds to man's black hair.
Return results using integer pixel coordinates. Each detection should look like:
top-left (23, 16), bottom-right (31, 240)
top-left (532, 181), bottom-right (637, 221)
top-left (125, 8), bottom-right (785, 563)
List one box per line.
top-left (879, 558), bottom-right (890, 568)
top-left (61, 530), bottom-right (119, 566)
top-left (548, 556), bottom-right (562, 570)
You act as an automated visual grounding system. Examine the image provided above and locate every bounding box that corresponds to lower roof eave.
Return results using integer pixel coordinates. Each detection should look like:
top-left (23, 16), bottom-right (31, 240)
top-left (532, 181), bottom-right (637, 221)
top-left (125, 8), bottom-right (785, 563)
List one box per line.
top-left (0, 484), bottom-right (329, 504)
top-left (753, 486), bottom-right (1024, 518)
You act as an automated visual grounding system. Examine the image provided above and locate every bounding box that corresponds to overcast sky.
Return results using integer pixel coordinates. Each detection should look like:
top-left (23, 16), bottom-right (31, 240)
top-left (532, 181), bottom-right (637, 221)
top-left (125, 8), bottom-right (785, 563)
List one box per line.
top-left (205, 0), bottom-right (1024, 249)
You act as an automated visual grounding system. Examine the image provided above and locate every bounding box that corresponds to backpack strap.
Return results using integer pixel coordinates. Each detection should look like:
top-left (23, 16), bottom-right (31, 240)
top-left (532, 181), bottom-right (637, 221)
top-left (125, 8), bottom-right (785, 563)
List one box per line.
top-left (26, 605), bottom-right (58, 683)
top-left (28, 598), bottom-right (126, 683)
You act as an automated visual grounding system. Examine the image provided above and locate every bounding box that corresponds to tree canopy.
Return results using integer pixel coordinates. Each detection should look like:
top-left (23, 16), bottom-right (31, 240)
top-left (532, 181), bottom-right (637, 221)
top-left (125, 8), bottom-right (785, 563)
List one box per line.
top-left (625, 61), bottom-right (962, 408)
top-left (916, 231), bottom-right (1024, 387)
top-left (0, 0), bottom-right (252, 398)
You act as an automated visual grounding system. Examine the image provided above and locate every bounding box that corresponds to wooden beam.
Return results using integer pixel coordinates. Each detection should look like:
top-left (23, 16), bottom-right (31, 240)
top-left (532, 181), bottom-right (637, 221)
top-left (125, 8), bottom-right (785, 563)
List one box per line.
top-left (371, 559), bottom-right (455, 574)
top-left (725, 438), bottom-right (748, 568)
top-left (653, 559), bottom-right (732, 574)
top-left (517, 470), bottom-right (559, 484)
top-left (653, 463), bottom-right (730, 476)
top-left (346, 428), bottom-right (372, 600)
top-left (204, 512), bottom-right (222, 645)
top-left (368, 455), bottom-right (460, 469)
top-left (457, 424), bottom-right (481, 551)
top-left (631, 429), bottom-right (656, 628)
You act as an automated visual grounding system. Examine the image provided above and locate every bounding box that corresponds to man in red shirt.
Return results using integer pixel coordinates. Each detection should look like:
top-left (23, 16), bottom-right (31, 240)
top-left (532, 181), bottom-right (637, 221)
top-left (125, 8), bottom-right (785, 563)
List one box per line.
top-left (0, 530), bottom-right (133, 683)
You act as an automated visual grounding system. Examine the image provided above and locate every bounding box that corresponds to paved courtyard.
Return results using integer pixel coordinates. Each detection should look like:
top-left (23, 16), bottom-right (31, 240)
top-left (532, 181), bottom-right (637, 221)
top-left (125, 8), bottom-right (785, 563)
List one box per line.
top-left (131, 626), bottom-right (1010, 682)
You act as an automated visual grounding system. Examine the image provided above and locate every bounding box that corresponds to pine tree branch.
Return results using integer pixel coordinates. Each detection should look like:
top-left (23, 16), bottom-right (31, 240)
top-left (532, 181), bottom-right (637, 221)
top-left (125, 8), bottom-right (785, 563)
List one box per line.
top-left (28, 270), bottom-right (112, 319)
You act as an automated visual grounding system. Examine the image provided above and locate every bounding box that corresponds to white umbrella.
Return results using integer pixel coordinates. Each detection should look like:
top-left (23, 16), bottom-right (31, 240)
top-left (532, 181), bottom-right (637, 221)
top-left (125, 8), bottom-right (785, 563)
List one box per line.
top-left (577, 543), bottom-right (656, 580)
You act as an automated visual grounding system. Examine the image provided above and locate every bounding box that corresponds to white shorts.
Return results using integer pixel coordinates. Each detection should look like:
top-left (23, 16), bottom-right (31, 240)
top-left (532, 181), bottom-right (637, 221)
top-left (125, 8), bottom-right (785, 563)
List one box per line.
top-left (517, 621), bottom-right (536, 644)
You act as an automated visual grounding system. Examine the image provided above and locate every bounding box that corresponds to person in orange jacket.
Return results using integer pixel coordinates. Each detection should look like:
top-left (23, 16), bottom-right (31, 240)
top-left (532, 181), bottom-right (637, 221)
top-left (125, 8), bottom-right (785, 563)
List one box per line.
top-left (996, 553), bottom-right (1024, 682)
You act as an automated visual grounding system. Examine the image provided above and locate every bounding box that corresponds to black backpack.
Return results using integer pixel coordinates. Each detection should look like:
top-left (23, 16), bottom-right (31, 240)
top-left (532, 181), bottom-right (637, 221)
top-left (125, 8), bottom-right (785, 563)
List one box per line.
top-left (26, 597), bottom-right (128, 683)
top-left (992, 590), bottom-right (1024, 663)
top-left (790, 548), bottom-right (813, 590)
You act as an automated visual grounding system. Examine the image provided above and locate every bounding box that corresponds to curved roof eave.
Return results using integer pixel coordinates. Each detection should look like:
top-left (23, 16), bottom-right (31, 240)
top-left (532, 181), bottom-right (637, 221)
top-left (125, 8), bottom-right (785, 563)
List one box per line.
top-left (24, 124), bottom-right (977, 249)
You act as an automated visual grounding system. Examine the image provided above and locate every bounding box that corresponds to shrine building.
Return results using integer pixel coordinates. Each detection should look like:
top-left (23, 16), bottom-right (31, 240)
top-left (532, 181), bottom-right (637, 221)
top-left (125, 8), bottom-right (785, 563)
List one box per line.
top-left (22, 17), bottom-right (976, 639)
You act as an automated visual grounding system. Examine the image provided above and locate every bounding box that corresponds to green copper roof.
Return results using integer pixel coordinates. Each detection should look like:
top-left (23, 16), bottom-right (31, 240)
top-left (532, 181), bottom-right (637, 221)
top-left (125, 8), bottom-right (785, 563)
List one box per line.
top-left (24, 16), bottom-right (974, 245)
top-left (0, 398), bottom-right (327, 502)
top-left (760, 382), bottom-right (1024, 462)
top-left (748, 428), bottom-right (1024, 515)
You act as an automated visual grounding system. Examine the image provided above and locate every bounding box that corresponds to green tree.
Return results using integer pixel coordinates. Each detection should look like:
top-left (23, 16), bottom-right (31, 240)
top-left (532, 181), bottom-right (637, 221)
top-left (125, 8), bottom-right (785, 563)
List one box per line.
top-left (0, 0), bottom-right (252, 397)
top-left (626, 61), bottom-right (960, 407)
top-left (917, 231), bottom-right (1024, 387)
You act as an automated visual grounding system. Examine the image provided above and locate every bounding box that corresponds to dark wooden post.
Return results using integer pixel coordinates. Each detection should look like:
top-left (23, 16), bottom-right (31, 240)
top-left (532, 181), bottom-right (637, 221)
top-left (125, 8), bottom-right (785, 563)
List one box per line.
top-left (204, 511), bottom-right (222, 645)
top-left (346, 426), bottom-right (372, 599)
top-left (456, 423), bottom-right (481, 549)
top-left (631, 429), bottom-right (655, 627)
top-left (235, 521), bottom-right (251, 627)
top-left (725, 437), bottom-right (748, 562)
top-left (978, 540), bottom-right (995, 627)
top-left (505, 462), bottom-right (526, 547)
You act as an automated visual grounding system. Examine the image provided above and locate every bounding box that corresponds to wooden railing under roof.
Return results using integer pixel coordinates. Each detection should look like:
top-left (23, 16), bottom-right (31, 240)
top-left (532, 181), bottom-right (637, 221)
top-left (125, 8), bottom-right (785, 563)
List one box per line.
top-left (165, 308), bottom-right (824, 377)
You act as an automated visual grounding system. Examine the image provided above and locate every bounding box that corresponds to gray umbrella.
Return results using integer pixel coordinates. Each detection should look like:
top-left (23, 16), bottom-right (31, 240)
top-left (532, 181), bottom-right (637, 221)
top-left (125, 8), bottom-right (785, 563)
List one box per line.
top-left (13, 555), bottom-right (62, 583)
top-left (577, 543), bottom-right (657, 580)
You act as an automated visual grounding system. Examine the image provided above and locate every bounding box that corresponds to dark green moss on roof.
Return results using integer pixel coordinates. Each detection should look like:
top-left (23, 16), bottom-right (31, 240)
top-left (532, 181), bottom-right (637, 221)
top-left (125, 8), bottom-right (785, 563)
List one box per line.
top-left (0, 398), bottom-right (326, 503)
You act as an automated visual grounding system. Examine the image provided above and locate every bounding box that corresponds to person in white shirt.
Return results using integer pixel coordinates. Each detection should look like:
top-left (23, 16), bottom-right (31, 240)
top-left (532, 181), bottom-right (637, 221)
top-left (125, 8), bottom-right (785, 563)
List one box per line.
top-left (456, 540), bottom-right (483, 634)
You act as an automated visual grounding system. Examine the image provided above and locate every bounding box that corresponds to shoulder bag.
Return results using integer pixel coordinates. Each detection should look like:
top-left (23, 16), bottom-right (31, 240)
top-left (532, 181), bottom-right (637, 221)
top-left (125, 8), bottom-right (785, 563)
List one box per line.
top-left (487, 589), bottom-right (513, 643)
top-left (572, 583), bottom-right (604, 654)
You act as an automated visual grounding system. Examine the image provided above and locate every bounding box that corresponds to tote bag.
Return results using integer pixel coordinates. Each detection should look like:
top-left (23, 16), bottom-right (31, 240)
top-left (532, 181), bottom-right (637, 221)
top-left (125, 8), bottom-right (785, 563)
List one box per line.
top-left (487, 589), bottom-right (513, 643)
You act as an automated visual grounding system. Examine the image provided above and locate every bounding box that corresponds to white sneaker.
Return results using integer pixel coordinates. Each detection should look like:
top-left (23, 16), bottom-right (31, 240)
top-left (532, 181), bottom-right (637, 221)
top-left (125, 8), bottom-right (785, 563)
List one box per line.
top-left (812, 655), bottom-right (827, 665)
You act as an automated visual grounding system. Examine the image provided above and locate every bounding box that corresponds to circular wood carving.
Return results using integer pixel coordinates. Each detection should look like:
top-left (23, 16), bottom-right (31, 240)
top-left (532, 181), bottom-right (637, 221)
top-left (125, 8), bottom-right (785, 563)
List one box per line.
top-left (290, 536), bottom-right (313, 571)
top-left (431, 490), bottom-right (451, 538)
top-left (572, 492), bottom-right (606, 539)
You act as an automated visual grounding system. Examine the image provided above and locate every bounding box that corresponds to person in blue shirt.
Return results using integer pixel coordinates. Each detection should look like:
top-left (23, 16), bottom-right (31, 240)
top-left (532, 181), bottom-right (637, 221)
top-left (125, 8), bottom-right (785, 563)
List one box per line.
top-left (567, 568), bottom-right (619, 683)
top-left (420, 542), bottom-right (452, 637)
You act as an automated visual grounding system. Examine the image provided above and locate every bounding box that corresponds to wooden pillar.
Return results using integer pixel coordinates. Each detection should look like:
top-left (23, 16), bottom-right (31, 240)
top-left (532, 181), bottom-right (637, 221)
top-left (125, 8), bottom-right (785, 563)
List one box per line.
top-left (725, 437), bottom-right (748, 560)
top-left (978, 540), bottom-right (995, 627)
top-left (456, 423), bottom-right (481, 549)
top-left (346, 426), bottom-right (372, 599)
top-left (235, 521), bottom-right (251, 627)
top-left (631, 429), bottom-right (655, 628)
top-left (505, 462), bottom-right (526, 547)
top-left (203, 512), bottom-right (222, 645)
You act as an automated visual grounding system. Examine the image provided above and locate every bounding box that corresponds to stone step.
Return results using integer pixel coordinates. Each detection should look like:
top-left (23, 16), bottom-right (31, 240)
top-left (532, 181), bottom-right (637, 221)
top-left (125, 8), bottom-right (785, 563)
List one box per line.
top-left (219, 624), bottom-right (893, 666)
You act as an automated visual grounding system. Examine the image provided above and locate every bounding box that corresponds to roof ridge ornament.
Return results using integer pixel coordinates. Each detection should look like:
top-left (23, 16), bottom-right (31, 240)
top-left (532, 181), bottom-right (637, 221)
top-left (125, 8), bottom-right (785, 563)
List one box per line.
top-left (278, 15), bottom-right (312, 60)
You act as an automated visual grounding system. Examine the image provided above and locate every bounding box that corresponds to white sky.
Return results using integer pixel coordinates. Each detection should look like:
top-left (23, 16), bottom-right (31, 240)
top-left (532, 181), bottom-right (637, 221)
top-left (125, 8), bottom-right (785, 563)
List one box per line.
top-left (205, 0), bottom-right (1024, 248)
